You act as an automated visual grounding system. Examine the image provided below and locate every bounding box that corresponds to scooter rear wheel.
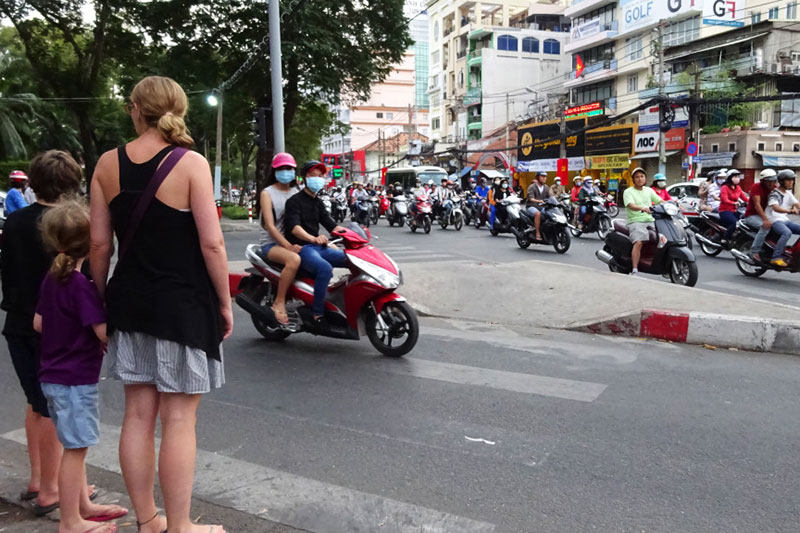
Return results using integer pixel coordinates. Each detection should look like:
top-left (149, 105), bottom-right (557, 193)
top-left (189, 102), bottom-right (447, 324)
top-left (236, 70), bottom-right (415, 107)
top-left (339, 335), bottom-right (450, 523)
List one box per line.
top-left (366, 301), bottom-right (419, 357)
top-left (698, 229), bottom-right (722, 257)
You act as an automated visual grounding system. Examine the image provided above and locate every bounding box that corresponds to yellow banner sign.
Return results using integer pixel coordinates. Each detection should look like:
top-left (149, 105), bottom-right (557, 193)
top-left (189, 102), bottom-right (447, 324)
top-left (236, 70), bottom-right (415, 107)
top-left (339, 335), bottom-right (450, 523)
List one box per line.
top-left (585, 153), bottom-right (630, 170)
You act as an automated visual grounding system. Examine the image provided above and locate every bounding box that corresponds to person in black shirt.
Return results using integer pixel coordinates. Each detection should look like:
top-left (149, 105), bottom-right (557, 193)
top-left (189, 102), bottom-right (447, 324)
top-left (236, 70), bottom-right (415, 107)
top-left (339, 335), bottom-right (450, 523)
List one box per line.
top-left (1, 150), bottom-right (81, 512)
top-left (284, 161), bottom-right (346, 324)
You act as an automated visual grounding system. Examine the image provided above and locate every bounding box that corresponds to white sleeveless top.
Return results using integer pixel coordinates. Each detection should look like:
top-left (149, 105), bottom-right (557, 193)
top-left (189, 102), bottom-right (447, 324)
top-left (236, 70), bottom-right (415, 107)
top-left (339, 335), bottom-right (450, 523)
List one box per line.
top-left (261, 184), bottom-right (298, 245)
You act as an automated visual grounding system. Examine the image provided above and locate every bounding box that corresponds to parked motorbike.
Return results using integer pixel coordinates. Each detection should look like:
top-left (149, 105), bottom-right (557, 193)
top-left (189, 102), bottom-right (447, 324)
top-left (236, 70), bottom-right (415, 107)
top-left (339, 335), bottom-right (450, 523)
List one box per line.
top-left (235, 225), bottom-right (418, 357)
top-left (512, 197), bottom-right (571, 253)
top-left (387, 194), bottom-right (408, 227)
top-left (489, 194), bottom-right (521, 237)
top-left (730, 217), bottom-right (800, 277)
top-left (334, 196), bottom-right (349, 223)
top-left (596, 202), bottom-right (698, 286)
top-left (369, 196), bottom-right (380, 225)
top-left (354, 198), bottom-right (372, 227)
top-left (438, 196), bottom-right (465, 231)
top-left (571, 195), bottom-right (613, 239)
top-left (408, 196), bottom-right (433, 234)
top-left (693, 205), bottom-right (746, 257)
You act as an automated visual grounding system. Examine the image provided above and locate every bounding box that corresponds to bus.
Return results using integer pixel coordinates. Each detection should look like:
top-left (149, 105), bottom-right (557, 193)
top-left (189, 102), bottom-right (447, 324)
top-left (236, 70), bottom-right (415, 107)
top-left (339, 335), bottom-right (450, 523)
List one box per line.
top-left (385, 166), bottom-right (448, 191)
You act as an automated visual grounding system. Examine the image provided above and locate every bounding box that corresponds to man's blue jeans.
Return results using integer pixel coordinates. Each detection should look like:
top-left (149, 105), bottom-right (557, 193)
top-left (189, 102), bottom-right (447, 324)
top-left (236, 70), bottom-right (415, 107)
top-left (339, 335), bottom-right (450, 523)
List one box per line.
top-left (299, 244), bottom-right (348, 316)
top-left (744, 215), bottom-right (769, 255)
top-left (770, 221), bottom-right (800, 259)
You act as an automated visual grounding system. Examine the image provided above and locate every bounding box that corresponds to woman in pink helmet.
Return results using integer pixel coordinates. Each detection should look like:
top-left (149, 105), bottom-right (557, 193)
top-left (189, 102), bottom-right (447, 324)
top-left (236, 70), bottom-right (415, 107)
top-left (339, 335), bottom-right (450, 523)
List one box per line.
top-left (259, 152), bottom-right (303, 324)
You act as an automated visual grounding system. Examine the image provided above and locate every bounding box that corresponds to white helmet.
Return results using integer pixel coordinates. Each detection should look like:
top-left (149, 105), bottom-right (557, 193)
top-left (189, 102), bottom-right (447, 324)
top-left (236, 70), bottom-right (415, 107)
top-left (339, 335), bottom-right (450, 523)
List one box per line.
top-left (760, 168), bottom-right (777, 179)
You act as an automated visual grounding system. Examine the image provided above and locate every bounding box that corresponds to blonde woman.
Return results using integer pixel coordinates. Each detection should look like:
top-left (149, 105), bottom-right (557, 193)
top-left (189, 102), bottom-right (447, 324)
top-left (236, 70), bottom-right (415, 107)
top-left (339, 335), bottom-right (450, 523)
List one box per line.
top-left (90, 76), bottom-right (230, 533)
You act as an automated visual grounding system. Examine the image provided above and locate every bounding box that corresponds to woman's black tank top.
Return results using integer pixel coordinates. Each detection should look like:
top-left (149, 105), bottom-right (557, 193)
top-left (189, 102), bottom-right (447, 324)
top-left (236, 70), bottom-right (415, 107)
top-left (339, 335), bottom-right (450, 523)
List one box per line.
top-left (106, 145), bottom-right (222, 360)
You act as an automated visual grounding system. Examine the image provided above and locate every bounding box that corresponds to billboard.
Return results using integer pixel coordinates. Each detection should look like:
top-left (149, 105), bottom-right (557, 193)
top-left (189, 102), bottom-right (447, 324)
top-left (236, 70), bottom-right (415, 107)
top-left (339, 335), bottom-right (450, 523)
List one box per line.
top-left (585, 126), bottom-right (634, 156)
top-left (619, 0), bottom-right (700, 36)
top-left (703, 0), bottom-right (744, 27)
top-left (517, 119), bottom-right (586, 161)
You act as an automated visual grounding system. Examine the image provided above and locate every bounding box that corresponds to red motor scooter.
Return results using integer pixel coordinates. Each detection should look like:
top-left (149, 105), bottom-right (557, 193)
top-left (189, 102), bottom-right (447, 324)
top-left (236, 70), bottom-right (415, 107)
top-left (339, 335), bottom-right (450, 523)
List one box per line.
top-left (235, 225), bottom-right (419, 357)
top-left (408, 195), bottom-right (433, 234)
top-left (379, 193), bottom-right (390, 218)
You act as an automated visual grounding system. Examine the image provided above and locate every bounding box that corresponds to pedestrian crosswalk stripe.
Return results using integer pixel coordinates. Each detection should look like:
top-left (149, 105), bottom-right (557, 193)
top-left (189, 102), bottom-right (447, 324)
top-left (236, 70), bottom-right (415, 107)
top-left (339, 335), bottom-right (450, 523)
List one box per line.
top-left (371, 356), bottom-right (607, 403)
top-left (2, 426), bottom-right (497, 533)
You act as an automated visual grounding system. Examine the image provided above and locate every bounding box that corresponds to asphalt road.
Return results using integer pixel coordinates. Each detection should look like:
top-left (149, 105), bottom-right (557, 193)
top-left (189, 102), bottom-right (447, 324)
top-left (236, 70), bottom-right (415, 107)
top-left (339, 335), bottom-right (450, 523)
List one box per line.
top-left (224, 216), bottom-right (800, 309)
top-left (3, 310), bottom-right (799, 532)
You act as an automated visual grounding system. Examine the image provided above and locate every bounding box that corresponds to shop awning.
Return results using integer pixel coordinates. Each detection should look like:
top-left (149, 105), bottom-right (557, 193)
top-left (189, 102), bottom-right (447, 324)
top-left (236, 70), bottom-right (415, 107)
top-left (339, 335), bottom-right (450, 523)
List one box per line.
top-left (630, 150), bottom-right (680, 160)
top-left (755, 151), bottom-right (800, 167)
top-left (697, 151), bottom-right (737, 168)
top-left (477, 169), bottom-right (507, 179)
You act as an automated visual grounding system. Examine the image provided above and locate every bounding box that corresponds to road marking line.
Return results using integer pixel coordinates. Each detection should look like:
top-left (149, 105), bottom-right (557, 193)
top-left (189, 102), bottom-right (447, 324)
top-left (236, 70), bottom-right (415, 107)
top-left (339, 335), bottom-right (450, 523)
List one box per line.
top-left (1, 426), bottom-right (495, 533)
top-left (703, 280), bottom-right (800, 304)
top-left (371, 356), bottom-right (606, 402)
top-left (393, 254), bottom-right (458, 261)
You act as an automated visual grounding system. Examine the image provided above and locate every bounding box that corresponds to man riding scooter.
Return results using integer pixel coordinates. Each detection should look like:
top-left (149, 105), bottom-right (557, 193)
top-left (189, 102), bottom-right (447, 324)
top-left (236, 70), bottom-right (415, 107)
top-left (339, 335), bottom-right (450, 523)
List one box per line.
top-left (746, 169), bottom-right (780, 263)
top-left (526, 171), bottom-right (551, 242)
top-left (283, 161), bottom-right (346, 330)
top-left (624, 167), bottom-right (662, 275)
top-left (764, 169), bottom-right (800, 267)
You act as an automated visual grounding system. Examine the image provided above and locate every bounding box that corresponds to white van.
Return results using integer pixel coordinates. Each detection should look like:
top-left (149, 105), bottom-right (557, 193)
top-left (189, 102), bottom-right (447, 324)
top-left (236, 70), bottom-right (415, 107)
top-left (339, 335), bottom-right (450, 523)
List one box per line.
top-left (385, 166), bottom-right (448, 190)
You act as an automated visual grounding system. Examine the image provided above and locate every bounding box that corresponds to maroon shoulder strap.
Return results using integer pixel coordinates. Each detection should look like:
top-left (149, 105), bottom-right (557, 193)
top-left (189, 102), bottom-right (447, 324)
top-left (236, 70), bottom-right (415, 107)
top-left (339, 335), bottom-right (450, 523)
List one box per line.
top-left (117, 146), bottom-right (188, 265)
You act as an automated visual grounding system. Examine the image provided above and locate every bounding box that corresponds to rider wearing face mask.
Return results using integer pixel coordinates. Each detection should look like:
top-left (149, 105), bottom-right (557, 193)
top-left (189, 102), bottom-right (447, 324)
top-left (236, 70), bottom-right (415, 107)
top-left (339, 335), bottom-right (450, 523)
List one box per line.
top-left (284, 161), bottom-right (346, 327)
top-left (706, 170), bottom-right (727, 212)
top-left (651, 173), bottom-right (673, 202)
top-left (492, 178), bottom-right (512, 226)
top-left (718, 169), bottom-right (749, 242)
top-left (259, 153), bottom-right (303, 325)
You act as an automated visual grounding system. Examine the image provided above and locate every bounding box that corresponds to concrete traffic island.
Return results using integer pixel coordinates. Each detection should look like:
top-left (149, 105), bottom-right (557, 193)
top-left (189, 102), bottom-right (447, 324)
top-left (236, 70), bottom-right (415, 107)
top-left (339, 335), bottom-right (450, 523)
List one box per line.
top-left (399, 259), bottom-right (800, 356)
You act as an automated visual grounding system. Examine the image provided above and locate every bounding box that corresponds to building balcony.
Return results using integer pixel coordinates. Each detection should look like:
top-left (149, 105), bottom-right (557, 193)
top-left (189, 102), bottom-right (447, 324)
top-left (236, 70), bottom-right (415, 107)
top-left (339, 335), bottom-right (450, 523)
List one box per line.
top-left (564, 58), bottom-right (618, 88)
top-left (564, 20), bottom-right (618, 54)
top-left (467, 48), bottom-right (485, 65)
top-left (444, 25), bottom-right (455, 38)
top-left (564, 0), bottom-right (616, 19)
top-left (456, 49), bottom-right (467, 60)
top-left (467, 120), bottom-right (482, 129)
top-left (465, 86), bottom-right (482, 107)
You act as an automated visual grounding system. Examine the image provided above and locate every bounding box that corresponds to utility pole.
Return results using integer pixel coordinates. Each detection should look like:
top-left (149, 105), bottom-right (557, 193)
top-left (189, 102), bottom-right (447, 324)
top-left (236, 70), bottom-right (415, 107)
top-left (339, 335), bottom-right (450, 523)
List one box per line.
top-left (689, 64), bottom-right (701, 180)
top-left (268, 0), bottom-right (285, 152)
top-left (505, 93), bottom-right (511, 149)
top-left (408, 103), bottom-right (414, 133)
top-left (213, 94), bottom-right (223, 201)
top-left (657, 21), bottom-right (666, 175)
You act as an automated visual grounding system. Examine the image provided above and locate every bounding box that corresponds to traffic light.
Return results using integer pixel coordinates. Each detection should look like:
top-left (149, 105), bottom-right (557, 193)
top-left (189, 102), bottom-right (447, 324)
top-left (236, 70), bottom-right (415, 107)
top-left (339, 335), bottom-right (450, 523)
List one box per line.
top-left (252, 107), bottom-right (267, 149)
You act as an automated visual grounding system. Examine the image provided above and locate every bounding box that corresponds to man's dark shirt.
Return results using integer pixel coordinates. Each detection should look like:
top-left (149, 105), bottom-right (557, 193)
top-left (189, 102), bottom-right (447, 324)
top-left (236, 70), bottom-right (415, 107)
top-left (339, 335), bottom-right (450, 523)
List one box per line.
top-left (284, 190), bottom-right (338, 245)
top-left (1, 203), bottom-right (52, 336)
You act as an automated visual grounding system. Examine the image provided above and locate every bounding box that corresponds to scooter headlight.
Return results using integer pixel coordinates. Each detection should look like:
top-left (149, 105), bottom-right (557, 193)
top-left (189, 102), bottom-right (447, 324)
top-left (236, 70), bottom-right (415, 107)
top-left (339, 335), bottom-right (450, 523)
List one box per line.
top-left (347, 254), bottom-right (400, 288)
top-left (552, 213), bottom-right (567, 224)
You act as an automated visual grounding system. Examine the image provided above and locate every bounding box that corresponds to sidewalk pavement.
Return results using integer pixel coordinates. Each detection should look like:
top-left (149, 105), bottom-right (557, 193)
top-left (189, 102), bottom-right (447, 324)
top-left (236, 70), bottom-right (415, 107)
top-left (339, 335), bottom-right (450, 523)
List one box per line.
top-left (0, 438), bottom-right (300, 533)
top-left (221, 217), bottom-right (258, 233)
top-left (396, 258), bottom-right (800, 355)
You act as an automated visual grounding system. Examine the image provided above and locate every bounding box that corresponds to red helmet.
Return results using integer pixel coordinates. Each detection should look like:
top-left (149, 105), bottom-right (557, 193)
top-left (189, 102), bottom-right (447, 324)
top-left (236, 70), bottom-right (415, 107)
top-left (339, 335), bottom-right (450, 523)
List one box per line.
top-left (9, 170), bottom-right (27, 182)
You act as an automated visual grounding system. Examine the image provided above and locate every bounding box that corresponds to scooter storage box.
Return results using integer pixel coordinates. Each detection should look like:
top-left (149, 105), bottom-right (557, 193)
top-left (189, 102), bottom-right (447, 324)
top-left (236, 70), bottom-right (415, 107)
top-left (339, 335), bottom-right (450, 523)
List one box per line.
top-left (605, 231), bottom-right (633, 255)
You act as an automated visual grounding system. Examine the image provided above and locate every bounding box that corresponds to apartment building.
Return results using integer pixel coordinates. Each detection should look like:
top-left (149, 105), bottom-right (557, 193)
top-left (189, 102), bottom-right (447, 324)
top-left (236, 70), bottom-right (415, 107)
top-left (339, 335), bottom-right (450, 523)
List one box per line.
top-left (320, 0), bottom-right (430, 157)
top-left (562, 0), bottom-right (800, 180)
top-left (426, 0), bottom-right (532, 146)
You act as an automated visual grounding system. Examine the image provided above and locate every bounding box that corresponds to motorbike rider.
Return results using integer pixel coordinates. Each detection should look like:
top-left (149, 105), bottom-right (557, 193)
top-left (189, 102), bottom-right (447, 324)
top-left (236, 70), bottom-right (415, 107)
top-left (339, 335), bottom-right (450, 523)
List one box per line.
top-left (570, 176), bottom-right (582, 224)
top-left (706, 171), bottom-right (726, 212)
top-left (283, 161), bottom-right (347, 328)
top-left (5, 170), bottom-right (29, 215)
top-left (764, 169), bottom-right (800, 267)
top-left (698, 171), bottom-right (715, 211)
top-left (624, 167), bottom-right (662, 275)
top-left (550, 176), bottom-right (565, 197)
top-left (577, 176), bottom-right (596, 229)
top-left (492, 177), bottom-right (512, 227)
top-left (408, 178), bottom-right (427, 217)
top-left (745, 168), bottom-right (780, 262)
top-left (718, 169), bottom-right (749, 243)
top-left (475, 178), bottom-right (489, 200)
top-left (526, 171), bottom-right (551, 241)
top-left (438, 180), bottom-right (457, 219)
top-left (365, 182), bottom-right (376, 197)
top-left (651, 173), bottom-right (673, 202)
top-left (259, 153), bottom-right (302, 325)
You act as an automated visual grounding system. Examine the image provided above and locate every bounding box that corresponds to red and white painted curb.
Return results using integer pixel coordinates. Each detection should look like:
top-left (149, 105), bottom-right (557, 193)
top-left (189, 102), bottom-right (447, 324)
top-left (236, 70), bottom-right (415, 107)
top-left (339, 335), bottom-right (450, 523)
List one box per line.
top-left (570, 309), bottom-right (800, 355)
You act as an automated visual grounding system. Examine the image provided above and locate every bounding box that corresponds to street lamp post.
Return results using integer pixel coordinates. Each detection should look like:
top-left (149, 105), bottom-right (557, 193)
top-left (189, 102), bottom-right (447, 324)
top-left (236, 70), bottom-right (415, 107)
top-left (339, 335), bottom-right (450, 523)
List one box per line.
top-left (269, 0), bottom-right (285, 152)
top-left (207, 91), bottom-right (223, 201)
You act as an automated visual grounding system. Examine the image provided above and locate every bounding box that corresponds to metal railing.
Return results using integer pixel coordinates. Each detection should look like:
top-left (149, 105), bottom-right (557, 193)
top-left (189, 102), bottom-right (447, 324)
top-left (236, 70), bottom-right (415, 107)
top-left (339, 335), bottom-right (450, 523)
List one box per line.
top-left (457, 49), bottom-right (467, 59)
top-left (566, 58), bottom-right (618, 80)
top-left (467, 48), bottom-right (484, 62)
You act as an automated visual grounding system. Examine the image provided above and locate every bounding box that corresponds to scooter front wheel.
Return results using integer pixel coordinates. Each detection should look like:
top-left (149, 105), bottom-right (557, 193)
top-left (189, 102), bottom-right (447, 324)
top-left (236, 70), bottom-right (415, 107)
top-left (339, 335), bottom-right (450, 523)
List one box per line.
top-left (423, 217), bottom-right (432, 234)
top-left (669, 258), bottom-right (699, 287)
top-left (554, 228), bottom-right (571, 254)
top-left (366, 301), bottom-right (419, 357)
top-left (454, 213), bottom-right (463, 231)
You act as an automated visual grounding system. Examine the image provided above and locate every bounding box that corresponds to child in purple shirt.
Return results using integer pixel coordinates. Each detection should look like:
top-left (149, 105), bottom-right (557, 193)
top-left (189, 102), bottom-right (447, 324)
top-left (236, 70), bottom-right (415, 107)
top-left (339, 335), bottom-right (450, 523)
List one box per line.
top-left (34, 200), bottom-right (127, 533)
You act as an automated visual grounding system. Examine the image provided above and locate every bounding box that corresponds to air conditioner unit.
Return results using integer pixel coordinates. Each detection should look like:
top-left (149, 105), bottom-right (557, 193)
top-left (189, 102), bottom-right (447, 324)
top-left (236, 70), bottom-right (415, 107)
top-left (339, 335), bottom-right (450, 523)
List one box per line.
top-left (771, 62), bottom-right (779, 73)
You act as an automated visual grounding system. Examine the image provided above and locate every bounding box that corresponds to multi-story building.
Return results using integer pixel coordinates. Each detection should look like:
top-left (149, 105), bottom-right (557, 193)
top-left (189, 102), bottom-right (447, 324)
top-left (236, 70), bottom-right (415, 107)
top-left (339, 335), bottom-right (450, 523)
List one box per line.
top-left (426, 0), bottom-right (532, 147)
top-left (320, 0), bottom-right (431, 160)
top-left (561, 0), bottom-right (800, 182)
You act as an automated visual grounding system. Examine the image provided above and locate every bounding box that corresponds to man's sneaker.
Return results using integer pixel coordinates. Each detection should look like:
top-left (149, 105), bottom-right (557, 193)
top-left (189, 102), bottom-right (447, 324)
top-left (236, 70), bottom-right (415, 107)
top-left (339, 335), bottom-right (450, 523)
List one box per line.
top-left (771, 258), bottom-right (789, 268)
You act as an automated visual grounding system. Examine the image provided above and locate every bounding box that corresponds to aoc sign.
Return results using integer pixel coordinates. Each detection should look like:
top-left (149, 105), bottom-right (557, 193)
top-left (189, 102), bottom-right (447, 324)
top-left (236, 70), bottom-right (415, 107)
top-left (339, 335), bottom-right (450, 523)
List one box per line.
top-left (620, 0), bottom-right (699, 35)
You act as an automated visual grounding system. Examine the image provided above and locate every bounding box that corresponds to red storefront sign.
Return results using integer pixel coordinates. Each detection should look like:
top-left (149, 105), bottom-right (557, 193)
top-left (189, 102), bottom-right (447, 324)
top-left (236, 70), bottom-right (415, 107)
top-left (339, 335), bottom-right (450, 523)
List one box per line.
top-left (664, 128), bottom-right (685, 151)
top-left (564, 101), bottom-right (602, 117)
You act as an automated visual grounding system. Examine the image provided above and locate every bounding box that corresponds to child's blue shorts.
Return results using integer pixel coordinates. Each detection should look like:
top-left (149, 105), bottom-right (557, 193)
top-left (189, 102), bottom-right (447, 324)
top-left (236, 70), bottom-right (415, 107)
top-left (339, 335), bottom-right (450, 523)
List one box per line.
top-left (40, 383), bottom-right (100, 449)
